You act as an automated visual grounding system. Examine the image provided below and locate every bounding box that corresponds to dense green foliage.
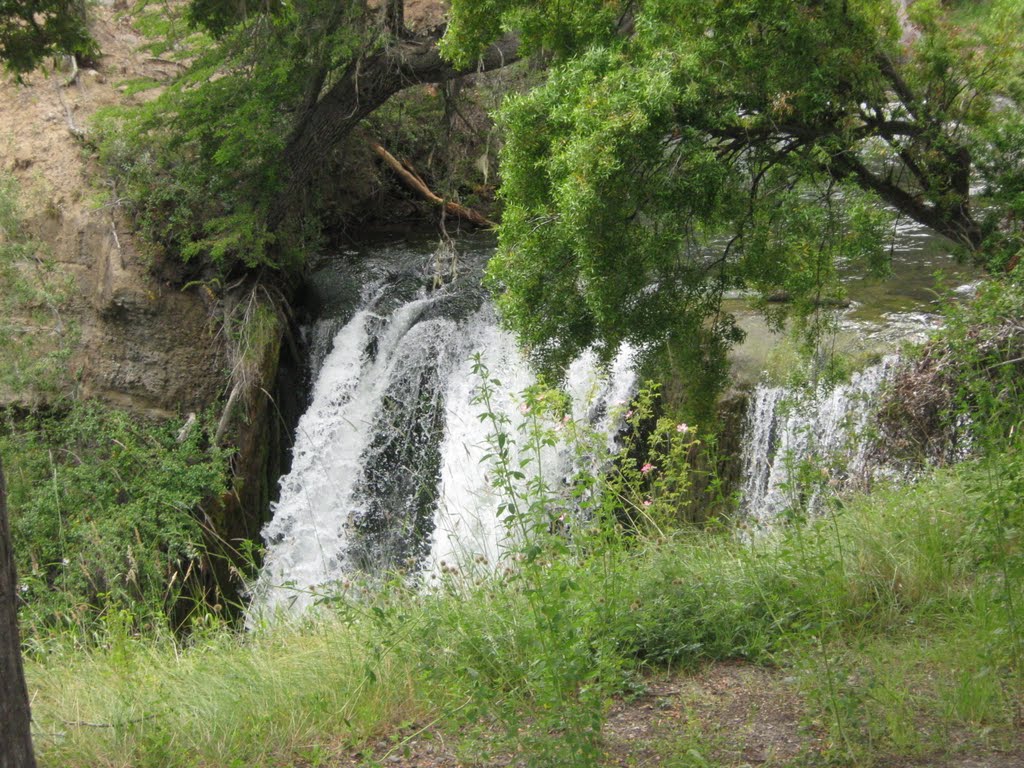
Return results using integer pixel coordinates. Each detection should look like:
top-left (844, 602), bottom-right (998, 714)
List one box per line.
top-left (0, 0), bottom-right (96, 74)
top-left (93, 0), bottom-right (374, 272)
top-left (2, 402), bottom-right (229, 637)
top-left (22, 435), bottom-right (1024, 766)
top-left (441, 0), bottom-right (1024, 393)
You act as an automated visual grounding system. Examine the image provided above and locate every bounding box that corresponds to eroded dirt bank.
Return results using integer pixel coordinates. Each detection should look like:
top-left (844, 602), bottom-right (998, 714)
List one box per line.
top-left (0, 6), bottom-right (226, 416)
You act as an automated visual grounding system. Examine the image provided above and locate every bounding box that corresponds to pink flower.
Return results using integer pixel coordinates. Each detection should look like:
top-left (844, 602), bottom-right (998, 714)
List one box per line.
top-left (641, 462), bottom-right (655, 474)
top-left (519, 402), bottom-right (530, 414)
top-left (676, 423), bottom-right (689, 433)
top-left (643, 499), bottom-right (653, 507)
top-left (625, 410), bottom-right (634, 419)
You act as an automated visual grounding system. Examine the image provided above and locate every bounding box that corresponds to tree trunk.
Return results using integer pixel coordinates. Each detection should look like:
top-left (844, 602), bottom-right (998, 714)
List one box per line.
top-left (384, 0), bottom-right (405, 37)
top-left (0, 457), bottom-right (37, 768)
top-left (829, 150), bottom-right (984, 254)
top-left (272, 31), bottom-right (519, 225)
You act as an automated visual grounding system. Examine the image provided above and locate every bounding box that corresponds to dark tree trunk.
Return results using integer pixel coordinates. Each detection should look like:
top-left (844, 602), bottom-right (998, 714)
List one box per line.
top-left (831, 150), bottom-right (984, 253)
top-left (384, 0), bottom-right (405, 37)
top-left (271, 30), bottom-right (519, 225)
top-left (0, 457), bottom-right (37, 768)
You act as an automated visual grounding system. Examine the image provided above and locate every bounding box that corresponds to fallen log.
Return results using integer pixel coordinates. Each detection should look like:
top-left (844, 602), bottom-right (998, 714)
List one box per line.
top-left (370, 141), bottom-right (495, 228)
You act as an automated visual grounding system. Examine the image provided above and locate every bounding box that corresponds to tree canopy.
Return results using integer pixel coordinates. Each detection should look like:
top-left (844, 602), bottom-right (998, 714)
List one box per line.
top-left (92, 0), bottom-right (517, 273)
top-left (443, 0), bottom-right (1024, 384)
top-left (47, 0), bottom-right (1024, 398)
top-left (0, 0), bottom-right (95, 74)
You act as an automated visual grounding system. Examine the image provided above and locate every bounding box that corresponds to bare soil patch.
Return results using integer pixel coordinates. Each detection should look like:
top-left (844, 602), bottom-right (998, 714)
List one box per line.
top-left (0, 4), bottom-right (225, 413)
top-left (322, 664), bottom-right (817, 767)
top-left (321, 662), bottom-right (1023, 768)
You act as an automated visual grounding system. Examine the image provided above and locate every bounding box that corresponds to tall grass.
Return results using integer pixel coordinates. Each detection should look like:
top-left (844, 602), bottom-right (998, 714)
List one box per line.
top-left (29, 615), bottom-right (423, 767)
top-left (24, 444), bottom-right (1021, 767)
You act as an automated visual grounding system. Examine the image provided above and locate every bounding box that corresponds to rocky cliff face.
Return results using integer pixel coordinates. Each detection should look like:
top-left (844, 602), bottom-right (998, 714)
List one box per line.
top-left (0, 7), bottom-right (225, 416)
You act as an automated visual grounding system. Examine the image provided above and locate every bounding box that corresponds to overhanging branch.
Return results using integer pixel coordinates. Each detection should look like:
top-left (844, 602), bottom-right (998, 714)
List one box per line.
top-left (273, 30), bottom-right (520, 224)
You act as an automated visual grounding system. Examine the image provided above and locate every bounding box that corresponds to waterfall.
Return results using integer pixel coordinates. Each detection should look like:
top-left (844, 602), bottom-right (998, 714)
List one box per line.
top-left (251, 232), bottom-right (953, 616)
top-left (739, 357), bottom-right (898, 524)
top-left (249, 254), bottom-right (637, 619)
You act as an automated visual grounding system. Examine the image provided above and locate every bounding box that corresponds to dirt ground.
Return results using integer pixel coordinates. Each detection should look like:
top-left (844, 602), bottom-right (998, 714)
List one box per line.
top-left (0, 3), bottom-right (226, 415)
top-left (326, 665), bottom-right (818, 767)
top-left (327, 663), bottom-right (1023, 767)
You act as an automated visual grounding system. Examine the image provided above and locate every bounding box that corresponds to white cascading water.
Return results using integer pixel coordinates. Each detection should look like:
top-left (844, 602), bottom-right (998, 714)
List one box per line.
top-left (425, 329), bottom-right (638, 585)
top-left (739, 356), bottom-right (898, 524)
top-left (252, 225), bottom-right (966, 617)
top-left (249, 260), bottom-right (637, 619)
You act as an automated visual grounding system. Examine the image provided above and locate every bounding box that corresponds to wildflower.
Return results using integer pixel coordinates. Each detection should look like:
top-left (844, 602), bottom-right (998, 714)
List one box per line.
top-left (643, 499), bottom-right (653, 507)
top-left (519, 402), bottom-right (530, 414)
top-left (626, 410), bottom-right (634, 419)
top-left (641, 462), bottom-right (655, 474)
top-left (676, 423), bottom-right (689, 433)
top-left (61, 558), bottom-right (70, 565)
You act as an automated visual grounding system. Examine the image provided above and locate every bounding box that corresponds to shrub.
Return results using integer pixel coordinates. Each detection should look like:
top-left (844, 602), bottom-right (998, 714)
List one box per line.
top-left (3, 402), bottom-right (229, 638)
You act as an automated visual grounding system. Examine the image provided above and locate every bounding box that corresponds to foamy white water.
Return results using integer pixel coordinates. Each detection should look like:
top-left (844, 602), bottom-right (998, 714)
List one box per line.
top-left (250, 272), bottom-right (637, 619)
top-left (739, 357), bottom-right (898, 523)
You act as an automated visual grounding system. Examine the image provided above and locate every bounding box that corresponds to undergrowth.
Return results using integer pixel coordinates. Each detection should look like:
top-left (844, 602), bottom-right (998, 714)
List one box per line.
top-left (23, 399), bottom-right (1024, 767)
top-left (3, 402), bottom-right (230, 639)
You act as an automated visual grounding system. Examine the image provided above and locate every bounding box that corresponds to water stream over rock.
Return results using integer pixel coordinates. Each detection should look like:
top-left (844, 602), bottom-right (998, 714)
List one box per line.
top-left (738, 357), bottom-right (899, 525)
top-left (249, 238), bottom-right (637, 618)
top-left (251, 227), bottom-right (977, 618)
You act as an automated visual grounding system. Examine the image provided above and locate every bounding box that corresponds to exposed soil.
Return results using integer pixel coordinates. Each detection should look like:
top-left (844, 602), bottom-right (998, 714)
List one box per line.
top-left (0, 3), bottom-right (225, 415)
top-left (329, 664), bottom-right (819, 767)
top-left (402, 0), bottom-right (450, 31)
top-left (322, 663), bottom-right (1023, 768)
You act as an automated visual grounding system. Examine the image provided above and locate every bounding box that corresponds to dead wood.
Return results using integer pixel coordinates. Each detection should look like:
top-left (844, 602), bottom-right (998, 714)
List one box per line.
top-left (370, 141), bottom-right (495, 228)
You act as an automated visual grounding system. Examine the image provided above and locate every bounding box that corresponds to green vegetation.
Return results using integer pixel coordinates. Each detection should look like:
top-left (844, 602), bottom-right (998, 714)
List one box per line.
top-left (90, 0), bottom-right (506, 274)
top-left (1, 172), bottom-right (233, 641)
top-left (441, 0), bottom-right (1024, 395)
top-left (2, 402), bottom-right (230, 639)
top-left (22, 427), bottom-right (1023, 766)
top-left (0, 0), bottom-right (96, 75)
top-left (92, 37), bottom-right (315, 272)
top-left (90, 0), bottom-right (378, 271)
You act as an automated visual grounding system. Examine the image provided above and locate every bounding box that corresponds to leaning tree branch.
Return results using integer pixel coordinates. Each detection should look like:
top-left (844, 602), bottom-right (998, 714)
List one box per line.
top-left (272, 30), bottom-right (520, 224)
top-left (828, 151), bottom-right (981, 251)
top-left (875, 52), bottom-right (923, 121)
top-left (370, 141), bottom-right (495, 227)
